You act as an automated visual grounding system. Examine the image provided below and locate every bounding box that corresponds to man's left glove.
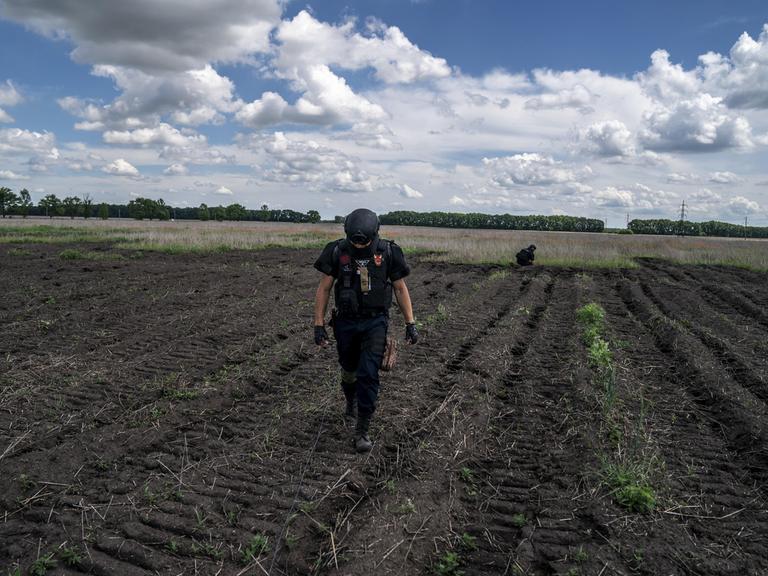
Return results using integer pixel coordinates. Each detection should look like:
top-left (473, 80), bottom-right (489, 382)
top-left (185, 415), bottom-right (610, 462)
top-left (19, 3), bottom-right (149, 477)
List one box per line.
top-left (314, 325), bottom-right (329, 346)
top-left (405, 323), bottom-right (419, 344)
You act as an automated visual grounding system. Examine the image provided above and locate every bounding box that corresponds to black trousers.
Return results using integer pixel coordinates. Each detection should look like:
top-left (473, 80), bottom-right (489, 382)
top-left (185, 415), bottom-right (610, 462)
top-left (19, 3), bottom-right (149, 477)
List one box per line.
top-left (333, 315), bottom-right (388, 417)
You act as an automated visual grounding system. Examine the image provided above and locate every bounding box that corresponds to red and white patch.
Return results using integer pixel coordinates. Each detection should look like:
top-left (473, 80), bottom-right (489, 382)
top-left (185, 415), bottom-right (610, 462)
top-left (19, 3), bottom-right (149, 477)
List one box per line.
top-left (340, 254), bottom-right (351, 265)
top-left (374, 254), bottom-right (383, 267)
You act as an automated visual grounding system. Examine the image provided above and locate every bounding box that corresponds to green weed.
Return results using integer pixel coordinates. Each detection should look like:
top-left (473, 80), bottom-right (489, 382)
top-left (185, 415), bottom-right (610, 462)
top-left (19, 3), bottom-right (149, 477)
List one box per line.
top-left (459, 532), bottom-right (477, 552)
top-left (435, 551), bottom-right (462, 576)
top-left (603, 462), bottom-right (656, 513)
top-left (241, 534), bottom-right (270, 564)
top-left (577, 303), bottom-right (605, 333)
top-left (588, 337), bottom-right (612, 369)
top-left (459, 467), bottom-right (474, 483)
top-left (59, 248), bottom-right (83, 259)
top-left (394, 498), bottom-right (416, 515)
top-left (192, 541), bottom-right (222, 560)
top-left (30, 554), bottom-right (56, 576)
top-left (425, 303), bottom-right (449, 324)
top-left (574, 545), bottom-right (588, 562)
top-left (511, 513), bottom-right (527, 528)
top-left (384, 479), bottom-right (397, 494)
top-left (59, 546), bottom-right (82, 567)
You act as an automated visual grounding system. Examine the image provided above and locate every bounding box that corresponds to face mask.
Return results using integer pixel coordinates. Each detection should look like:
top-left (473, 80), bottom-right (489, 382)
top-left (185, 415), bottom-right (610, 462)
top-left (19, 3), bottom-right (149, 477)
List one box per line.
top-left (350, 241), bottom-right (375, 258)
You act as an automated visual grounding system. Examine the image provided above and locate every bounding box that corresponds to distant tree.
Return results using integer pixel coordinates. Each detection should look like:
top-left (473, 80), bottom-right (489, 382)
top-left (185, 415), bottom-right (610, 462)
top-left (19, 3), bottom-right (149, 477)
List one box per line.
top-left (39, 194), bottom-right (62, 218)
top-left (98, 203), bottom-right (109, 220)
top-left (213, 205), bottom-right (226, 221)
top-left (18, 188), bottom-right (33, 218)
top-left (82, 193), bottom-right (93, 219)
top-left (225, 203), bottom-right (247, 221)
top-left (333, 215), bottom-right (345, 224)
top-left (62, 196), bottom-right (82, 219)
top-left (0, 187), bottom-right (19, 218)
top-left (306, 210), bottom-right (321, 223)
top-left (128, 198), bottom-right (146, 220)
top-left (154, 198), bottom-right (170, 221)
top-left (260, 203), bottom-right (269, 211)
top-left (198, 203), bottom-right (210, 221)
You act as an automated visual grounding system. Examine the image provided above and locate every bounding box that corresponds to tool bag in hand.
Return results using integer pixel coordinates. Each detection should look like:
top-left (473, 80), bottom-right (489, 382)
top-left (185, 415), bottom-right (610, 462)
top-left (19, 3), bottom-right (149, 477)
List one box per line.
top-left (380, 333), bottom-right (397, 371)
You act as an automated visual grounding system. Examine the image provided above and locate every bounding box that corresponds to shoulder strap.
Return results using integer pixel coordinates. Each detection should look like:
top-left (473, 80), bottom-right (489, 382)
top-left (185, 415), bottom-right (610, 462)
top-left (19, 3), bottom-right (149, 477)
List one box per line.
top-left (376, 238), bottom-right (392, 259)
top-left (334, 239), bottom-right (355, 288)
top-left (332, 239), bottom-right (347, 265)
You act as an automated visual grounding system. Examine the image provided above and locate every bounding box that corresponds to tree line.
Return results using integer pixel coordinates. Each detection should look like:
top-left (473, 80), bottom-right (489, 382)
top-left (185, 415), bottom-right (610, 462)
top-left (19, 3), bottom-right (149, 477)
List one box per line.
top-left (0, 188), bottom-right (321, 223)
top-left (379, 211), bottom-right (605, 232)
top-left (628, 218), bottom-right (768, 238)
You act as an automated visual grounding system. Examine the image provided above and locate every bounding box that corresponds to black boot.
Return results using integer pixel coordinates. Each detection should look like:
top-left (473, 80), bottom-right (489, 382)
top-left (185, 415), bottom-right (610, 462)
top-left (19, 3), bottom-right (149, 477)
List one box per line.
top-left (344, 394), bottom-right (356, 426)
top-left (354, 414), bottom-right (372, 453)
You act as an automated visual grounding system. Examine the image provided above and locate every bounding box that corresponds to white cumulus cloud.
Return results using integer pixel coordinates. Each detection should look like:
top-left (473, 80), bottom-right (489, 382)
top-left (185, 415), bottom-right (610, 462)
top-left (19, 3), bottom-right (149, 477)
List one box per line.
top-left (483, 153), bottom-right (592, 187)
top-left (580, 120), bottom-right (636, 157)
top-left (0, 169), bottom-right (28, 179)
top-left (0, 80), bottom-right (23, 123)
top-left (258, 131), bottom-right (379, 193)
top-left (639, 93), bottom-right (752, 151)
top-left (727, 195), bottom-right (760, 215)
top-left (708, 171), bottom-right (742, 184)
top-left (2, 0), bottom-right (281, 73)
top-left (164, 163), bottom-right (188, 175)
top-left (399, 184), bottom-right (423, 199)
top-left (104, 123), bottom-right (206, 147)
top-left (103, 158), bottom-right (140, 177)
top-left (236, 10), bottom-right (449, 128)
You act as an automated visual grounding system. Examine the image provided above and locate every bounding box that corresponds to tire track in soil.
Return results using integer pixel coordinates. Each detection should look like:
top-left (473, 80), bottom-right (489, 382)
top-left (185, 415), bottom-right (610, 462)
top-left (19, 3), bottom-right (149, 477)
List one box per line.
top-left (595, 272), bottom-right (768, 575)
top-left (0, 257), bottom-right (496, 576)
top-left (460, 272), bottom-right (633, 576)
top-left (0, 251), bottom-right (317, 464)
top-left (632, 272), bottom-right (768, 407)
top-left (617, 275), bottom-right (768, 491)
top-left (0, 248), bottom-right (331, 575)
top-left (640, 259), bottom-right (768, 332)
top-left (274, 268), bottom-right (536, 575)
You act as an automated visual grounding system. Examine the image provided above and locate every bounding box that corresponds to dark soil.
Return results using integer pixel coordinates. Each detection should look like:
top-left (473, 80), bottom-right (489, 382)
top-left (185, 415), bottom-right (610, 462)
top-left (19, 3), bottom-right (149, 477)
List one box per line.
top-left (1, 245), bottom-right (767, 575)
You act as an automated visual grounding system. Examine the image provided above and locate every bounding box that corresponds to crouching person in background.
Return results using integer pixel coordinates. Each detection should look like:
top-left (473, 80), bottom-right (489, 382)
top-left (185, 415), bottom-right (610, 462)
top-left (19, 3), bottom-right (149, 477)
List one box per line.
top-left (516, 244), bottom-right (536, 266)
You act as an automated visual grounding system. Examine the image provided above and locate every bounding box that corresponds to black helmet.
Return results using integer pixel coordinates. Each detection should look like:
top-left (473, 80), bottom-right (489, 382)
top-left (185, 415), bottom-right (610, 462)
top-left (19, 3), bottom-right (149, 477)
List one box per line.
top-left (344, 208), bottom-right (379, 244)
top-left (528, 244), bottom-right (536, 251)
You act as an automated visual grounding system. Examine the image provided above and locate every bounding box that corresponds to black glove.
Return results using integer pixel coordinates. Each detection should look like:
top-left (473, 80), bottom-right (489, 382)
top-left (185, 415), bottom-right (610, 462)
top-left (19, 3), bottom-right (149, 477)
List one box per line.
top-left (314, 325), bottom-right (329, 346)
top-left (405, 323), bottom-right (419, 344)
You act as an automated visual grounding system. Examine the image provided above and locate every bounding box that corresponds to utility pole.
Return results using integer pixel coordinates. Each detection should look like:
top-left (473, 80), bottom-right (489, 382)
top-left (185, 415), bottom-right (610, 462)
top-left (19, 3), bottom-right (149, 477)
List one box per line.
top-left (626, 212), bottom-right (630, 228)
top-left (744, 216), bottom-right (748, 239)
top-left (677, 200), bottom-right (687, 236)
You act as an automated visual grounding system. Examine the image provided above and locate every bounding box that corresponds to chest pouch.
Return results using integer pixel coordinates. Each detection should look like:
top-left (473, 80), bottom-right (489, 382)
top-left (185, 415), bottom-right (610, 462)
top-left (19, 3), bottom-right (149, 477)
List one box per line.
top-left (336, 264), bottom-right (360, 315)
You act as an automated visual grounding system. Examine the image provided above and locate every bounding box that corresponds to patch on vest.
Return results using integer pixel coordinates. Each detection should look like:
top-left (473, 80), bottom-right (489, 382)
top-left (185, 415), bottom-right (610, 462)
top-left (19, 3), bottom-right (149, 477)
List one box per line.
top-left (374, 254), bottom-right (383, 267)
top-left (340, 253), bottom-right (351, 266)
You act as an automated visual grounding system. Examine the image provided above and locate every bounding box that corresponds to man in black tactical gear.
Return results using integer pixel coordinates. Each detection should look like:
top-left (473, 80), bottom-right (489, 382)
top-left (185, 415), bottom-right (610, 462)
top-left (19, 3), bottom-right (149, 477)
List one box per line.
top-left (516, 244), bottom-right (536, 266)
top-left (313, 208), bottom-right (418, 453)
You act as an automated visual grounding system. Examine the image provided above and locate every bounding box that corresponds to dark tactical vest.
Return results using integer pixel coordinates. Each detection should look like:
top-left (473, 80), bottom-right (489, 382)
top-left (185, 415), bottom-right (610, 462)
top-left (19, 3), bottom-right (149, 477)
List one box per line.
top-left (333, 238), bottom-right (393, 317)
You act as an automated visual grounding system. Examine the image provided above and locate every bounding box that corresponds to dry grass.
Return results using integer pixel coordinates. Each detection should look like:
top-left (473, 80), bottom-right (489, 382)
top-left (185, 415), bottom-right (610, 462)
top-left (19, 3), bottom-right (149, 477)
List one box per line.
top-left (2, 217), bottom-right (768, 269)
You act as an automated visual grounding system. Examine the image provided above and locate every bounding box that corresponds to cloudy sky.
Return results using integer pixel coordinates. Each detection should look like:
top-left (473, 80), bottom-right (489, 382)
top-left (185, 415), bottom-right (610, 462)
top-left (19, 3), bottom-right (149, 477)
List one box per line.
top-left (1, 0), bottom-right (768, 225)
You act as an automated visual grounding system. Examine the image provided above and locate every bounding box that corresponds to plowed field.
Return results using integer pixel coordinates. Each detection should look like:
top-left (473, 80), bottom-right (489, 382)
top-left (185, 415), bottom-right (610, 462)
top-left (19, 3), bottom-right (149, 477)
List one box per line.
top-left (2, 244), bottom-right (768, 576)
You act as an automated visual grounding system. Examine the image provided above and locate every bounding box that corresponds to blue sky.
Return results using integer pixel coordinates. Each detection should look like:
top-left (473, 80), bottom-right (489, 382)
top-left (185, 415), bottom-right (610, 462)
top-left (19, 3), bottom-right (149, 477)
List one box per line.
top-left (1, 0), bottom-right (767, 225)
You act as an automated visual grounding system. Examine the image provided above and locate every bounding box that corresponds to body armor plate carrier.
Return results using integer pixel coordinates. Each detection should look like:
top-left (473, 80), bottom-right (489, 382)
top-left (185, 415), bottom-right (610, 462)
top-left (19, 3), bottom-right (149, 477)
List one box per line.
top-left (333, 239), bottom-right (393, 317)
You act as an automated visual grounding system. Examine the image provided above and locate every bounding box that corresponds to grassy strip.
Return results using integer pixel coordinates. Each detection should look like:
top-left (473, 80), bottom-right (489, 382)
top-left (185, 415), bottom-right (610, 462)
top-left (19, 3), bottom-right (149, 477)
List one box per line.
top-left (2, 220), bottom-right (768, 269)
top-left (576, 302), bottom-right (656, 514)
top-left (59, 248), bottom-right (130, 261)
